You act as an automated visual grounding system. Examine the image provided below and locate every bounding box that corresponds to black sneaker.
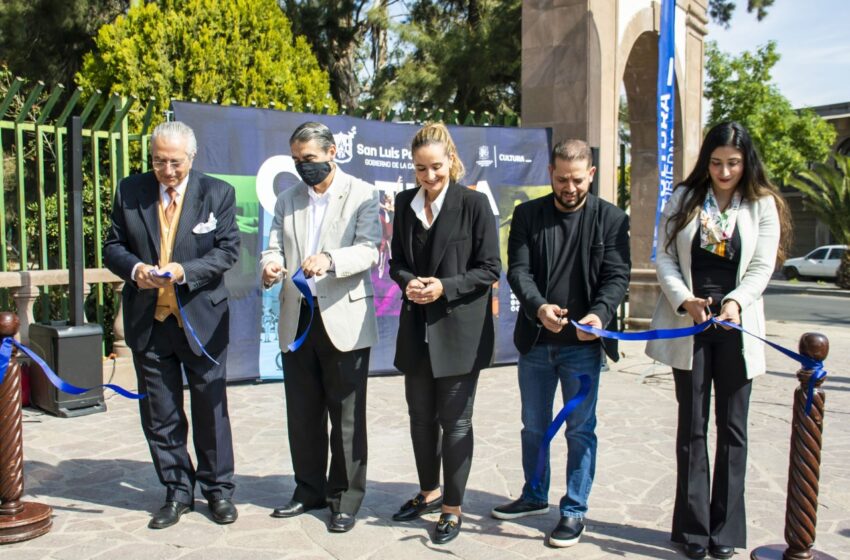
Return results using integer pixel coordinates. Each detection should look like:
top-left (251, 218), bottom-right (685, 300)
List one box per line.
top-left (491, 497), bottom-right (549, 520)
top-left (548, 516), bottom-right (584, 548)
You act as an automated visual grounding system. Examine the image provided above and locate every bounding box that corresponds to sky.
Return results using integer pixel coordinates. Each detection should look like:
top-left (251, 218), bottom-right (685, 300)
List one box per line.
top-left (706, 0), bottom-right (850, 109)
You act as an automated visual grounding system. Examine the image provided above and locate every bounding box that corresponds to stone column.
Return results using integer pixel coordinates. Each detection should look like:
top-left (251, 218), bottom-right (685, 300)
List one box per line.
top-left (11, 285), bottom-right (39, 345)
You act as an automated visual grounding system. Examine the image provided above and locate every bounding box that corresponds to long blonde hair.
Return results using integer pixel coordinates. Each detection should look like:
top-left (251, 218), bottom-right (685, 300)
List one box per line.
top-left (411, 122), bottom-right (465, 182)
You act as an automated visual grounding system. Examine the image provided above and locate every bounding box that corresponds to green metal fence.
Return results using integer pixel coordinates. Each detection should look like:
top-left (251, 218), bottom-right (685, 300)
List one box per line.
top-left (0, 77), bottom-right (520, 336)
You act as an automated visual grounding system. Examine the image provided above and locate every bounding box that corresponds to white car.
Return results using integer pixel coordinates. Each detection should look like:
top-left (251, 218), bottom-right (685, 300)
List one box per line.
top-left (782, 245), bottom-right (847, 280)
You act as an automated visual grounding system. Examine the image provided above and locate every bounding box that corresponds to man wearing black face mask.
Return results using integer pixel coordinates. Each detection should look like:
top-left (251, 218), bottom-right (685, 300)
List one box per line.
top-left (260, 121), bottom-right (380, 534)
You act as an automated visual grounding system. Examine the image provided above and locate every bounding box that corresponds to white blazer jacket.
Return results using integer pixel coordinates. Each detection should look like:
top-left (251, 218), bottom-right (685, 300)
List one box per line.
top-left (260, 167), bottom-right (380, 353)
top-left (645, 186), bottom-right (780, 378)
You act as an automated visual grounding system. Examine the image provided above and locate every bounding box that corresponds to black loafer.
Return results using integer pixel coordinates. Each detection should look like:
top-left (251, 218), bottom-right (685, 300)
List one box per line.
top-left (684, 542), bottom-right (707, 559)
top-left (271, 499), bottom-right (324, 518)
top-left (329, 511), bottom-right (356, 533)
top-left (433, 513), bottom-right (461, 544)
top-left (392, 494), bottom-right (443, 521)
top-left (209, 498), bottom-right (238, 524)
top-left (709, 544), bottom-right (734, 559)
top-left (148, 501), bottom-right (193, 529)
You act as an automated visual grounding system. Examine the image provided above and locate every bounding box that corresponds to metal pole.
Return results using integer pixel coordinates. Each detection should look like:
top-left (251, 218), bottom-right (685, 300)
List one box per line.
top-left (69, 116), bottom-right (84, 326)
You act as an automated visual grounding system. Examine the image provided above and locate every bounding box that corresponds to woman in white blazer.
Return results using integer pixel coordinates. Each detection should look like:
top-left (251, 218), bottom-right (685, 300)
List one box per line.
top-left (646, 122), bottom-right (792, 560)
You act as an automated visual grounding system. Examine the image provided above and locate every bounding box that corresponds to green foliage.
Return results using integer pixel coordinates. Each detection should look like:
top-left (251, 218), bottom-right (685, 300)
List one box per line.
top-left (0, 1), bottom-right (129, 88)
top-left (704, 41), bottom-right (836, 185)
top-left (281, 1), bottom-right (393, 109)
top-left (76, 0), bottom-right (336, 128)
top-left (369, 0), bottom-right (521, 117)
top-left (787, 153), bottom-right (850, 288)
top-left (709, 0), bottom-right (775, 27)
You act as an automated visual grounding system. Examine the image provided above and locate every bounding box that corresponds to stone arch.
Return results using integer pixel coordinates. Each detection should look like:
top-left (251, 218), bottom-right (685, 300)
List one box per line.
top-left (521, 0), bottom-right (707, 322)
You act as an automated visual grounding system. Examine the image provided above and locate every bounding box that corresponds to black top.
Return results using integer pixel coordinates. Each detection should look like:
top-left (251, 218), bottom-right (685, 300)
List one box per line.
top-left (691, 226), bottom-right (741, 315)
top-left (411, 211), bottom-right (435, 275)
top-left (390, 182), bottom-right (502, 377)
top-left (540, 204), bottom-right (593, 346)
top-left (507, 192), bottom-right (631, 361)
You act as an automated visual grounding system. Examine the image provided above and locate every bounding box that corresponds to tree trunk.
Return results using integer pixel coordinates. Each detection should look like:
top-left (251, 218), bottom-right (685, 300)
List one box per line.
top-left (836, 250), bottom-right (850, 289)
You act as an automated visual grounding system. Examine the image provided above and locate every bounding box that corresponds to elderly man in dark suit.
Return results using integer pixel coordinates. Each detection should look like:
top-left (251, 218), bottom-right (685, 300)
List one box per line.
top-left (104, 121), bottom-right (240, 529)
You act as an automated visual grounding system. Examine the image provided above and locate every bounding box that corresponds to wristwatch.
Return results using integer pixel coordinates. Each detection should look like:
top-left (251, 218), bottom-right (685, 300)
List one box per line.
top-left (322, 251), bottom-right (334, 270)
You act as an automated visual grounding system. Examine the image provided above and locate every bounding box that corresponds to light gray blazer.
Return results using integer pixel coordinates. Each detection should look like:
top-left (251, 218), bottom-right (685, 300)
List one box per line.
top-left (260, 167), bottom-right (380, 353)
top-left (645, 186), bottom-right (780, 378)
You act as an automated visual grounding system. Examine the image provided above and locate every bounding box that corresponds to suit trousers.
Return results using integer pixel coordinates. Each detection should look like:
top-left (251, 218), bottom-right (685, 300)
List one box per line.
top-left (672, 326), bottom-right (752, 549)
top-left (404, 350), bottom-right (480, 507)
top-left (132, 315), bottom-right (235, 505)
top-left (282, 300), bottom-right (370, 515)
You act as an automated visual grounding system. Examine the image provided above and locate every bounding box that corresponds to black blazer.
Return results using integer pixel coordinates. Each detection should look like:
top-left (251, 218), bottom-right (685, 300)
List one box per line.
top-left (390, 182), bottom-right (501, 377)
top-left (104, 170), bottom-right (240, 357)
top-left (507, 193), bottom-right (630, 360)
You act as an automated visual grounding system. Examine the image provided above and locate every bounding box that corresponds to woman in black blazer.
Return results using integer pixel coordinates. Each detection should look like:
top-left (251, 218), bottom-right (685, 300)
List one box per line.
top-left (389, 123), bottom-right (501, 544)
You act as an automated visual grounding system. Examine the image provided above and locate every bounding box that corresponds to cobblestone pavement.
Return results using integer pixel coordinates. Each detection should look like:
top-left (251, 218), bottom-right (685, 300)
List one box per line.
top-left (4, 320), bottom-right (849, 559)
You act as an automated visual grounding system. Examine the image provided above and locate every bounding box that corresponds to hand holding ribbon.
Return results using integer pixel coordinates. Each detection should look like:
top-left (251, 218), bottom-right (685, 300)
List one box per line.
top-left (151, 269), bottom-right (220, 366)
top-left (571, 318), bottom-right (827, 414)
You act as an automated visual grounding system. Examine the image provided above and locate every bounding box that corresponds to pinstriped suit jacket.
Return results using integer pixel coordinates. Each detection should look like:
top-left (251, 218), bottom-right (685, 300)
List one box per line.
top-left (104, 170), bottom-right (240, 357)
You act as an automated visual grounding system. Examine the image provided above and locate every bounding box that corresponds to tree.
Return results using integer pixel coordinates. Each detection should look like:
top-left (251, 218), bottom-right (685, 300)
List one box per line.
top-left (280, 1), bottom-right (396, 109)
top-left (0, 1), bottom-right (130, 88)
top-left (76, 0), bottom-right (336, 127)
top-left (369, 0), bottom-right (521, 117)
top-left (708, 0), bottom-right (775, 27)
top-left (704, 41), bottom-right (835, 185)
top-left (787, 153), bottom-right (850, 288)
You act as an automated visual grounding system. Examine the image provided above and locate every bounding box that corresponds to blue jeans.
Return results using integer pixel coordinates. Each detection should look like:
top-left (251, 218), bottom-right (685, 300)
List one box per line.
top-left (518, 343), bottom-right (602, 518)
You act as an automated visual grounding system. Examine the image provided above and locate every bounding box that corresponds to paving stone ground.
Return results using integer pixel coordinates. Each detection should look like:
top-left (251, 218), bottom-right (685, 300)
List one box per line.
top-left (4, 319), bottom-right (850, 559)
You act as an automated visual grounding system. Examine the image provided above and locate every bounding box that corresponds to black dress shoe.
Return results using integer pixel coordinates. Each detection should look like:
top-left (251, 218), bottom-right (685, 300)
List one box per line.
top-left (209, 498), bottom-right (238, 524)
top-left (709, 544), bottom-right (734, 559)
top-left (433, 513), bottom-right (462, 544)
top-left (329, 512), bottom-right (356, 533)
top-left (683, 542), bottom-right (707, 559)
top-left (148, 501), bottom-right (193, 529)
top-left (392, 494), bottom-right (443, 521)
top-left (271, 499), bottom-right (324, 518)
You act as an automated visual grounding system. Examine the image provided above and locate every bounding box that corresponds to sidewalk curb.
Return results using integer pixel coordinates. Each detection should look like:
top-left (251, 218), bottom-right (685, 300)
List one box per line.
top-left (765, 284), bottom-right (850, 299)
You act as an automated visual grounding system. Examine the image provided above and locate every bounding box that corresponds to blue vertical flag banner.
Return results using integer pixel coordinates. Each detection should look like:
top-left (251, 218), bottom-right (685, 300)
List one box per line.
top-left (171, 101), bottom-right (552, 381)
top-left (652, 0), bottom-right (676, 261)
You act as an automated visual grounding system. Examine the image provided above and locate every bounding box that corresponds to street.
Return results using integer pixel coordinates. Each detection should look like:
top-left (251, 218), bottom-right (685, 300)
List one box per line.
top-left (764, 280), bottom-right (850, 326)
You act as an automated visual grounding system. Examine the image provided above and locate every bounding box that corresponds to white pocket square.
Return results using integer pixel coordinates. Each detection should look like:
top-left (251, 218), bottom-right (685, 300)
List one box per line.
top-left (192, 212), bottom-right (217, 234)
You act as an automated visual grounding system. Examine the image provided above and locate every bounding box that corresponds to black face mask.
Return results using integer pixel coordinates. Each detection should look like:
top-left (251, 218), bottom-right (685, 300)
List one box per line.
top-left (295, 161), bottom-right (333, 186)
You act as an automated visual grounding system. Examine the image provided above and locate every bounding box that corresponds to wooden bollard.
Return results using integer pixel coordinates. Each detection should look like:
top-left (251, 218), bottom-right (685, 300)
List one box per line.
top-left (751, 333), bottom-right (836, 560)
top-left (0, 312), bottom-right (52, 544)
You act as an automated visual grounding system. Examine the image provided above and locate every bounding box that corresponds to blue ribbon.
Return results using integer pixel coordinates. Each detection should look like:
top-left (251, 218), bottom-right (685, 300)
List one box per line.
top-left (288, 268), bottom-right (314, 352)
top-left (571, 318), bottom-right (827, 414)
top-left (151, 270), bottom-right (220, 366)
top-left (0, 337), bottom-right (144, 399)
top-left (530, 374), bottom-right (591, 490)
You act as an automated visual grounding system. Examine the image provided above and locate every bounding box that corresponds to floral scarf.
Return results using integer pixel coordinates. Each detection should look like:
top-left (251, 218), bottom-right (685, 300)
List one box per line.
top-left (699, 189), bottom-right (741, 258)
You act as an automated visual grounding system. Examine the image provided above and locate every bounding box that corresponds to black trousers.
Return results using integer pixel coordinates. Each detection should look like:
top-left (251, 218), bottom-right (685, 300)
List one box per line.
top-left (672, 326), bottom-right (752, 549)
top-left (132, 315), bottom-right (235, 505)
top-left (404, 350), bottom-right (479, 507)
top-left (282, 301), bottom-right (370, 515)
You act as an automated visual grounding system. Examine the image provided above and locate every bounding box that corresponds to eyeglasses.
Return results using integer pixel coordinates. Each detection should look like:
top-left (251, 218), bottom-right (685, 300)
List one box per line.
top-left (152, 158), bottom-right (189, 170)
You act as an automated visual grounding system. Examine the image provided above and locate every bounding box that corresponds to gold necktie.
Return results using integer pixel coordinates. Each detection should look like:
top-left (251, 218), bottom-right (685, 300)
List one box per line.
top-left (165, 187), bottom-right (177, 224)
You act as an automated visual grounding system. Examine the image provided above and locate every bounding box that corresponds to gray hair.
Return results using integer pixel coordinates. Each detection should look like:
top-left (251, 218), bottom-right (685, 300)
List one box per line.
top-left (150, 121), bottom-right (198, 158)
top-left (289, 121), bottom-right (335, 151)
top-left (550, 138), bottom-right (592, 167)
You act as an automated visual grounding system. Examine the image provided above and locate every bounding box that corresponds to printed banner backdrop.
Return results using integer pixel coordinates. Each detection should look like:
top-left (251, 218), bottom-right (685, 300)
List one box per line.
top-left (172, 101), bottom-right (552, 381)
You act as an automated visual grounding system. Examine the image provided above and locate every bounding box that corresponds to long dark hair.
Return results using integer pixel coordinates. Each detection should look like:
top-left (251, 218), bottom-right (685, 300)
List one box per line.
top-left (664, 121), bottom-right (792, 264)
